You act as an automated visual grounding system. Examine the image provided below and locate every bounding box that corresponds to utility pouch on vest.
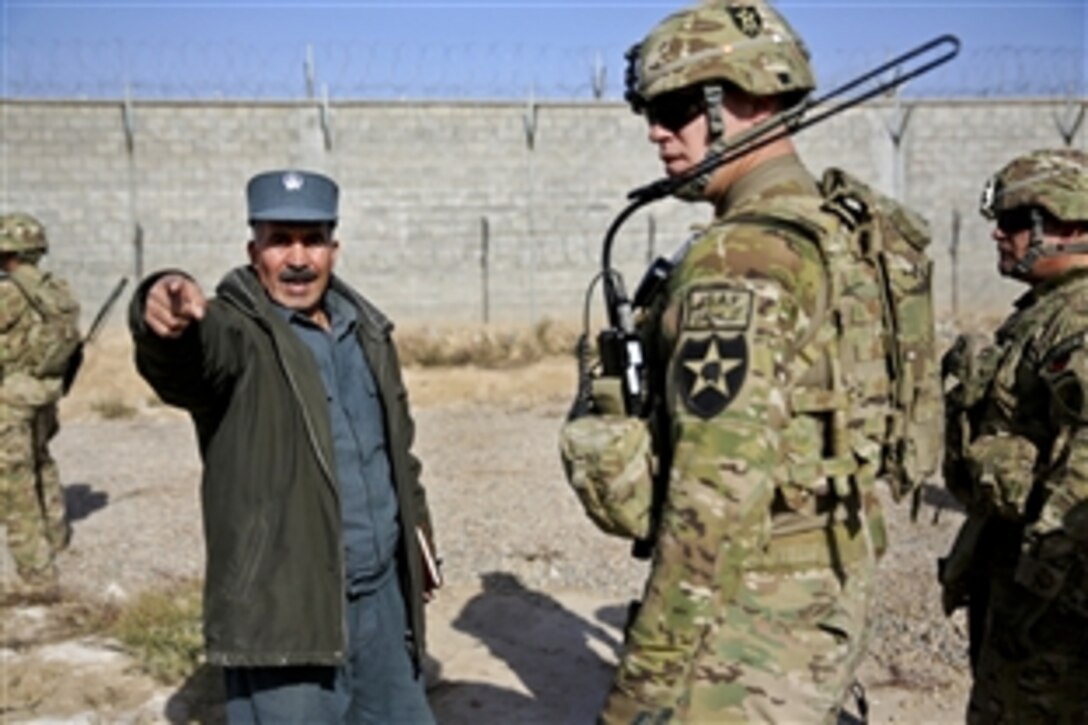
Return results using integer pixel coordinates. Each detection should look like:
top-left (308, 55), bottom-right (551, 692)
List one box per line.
top-left (559, 413), bottom-right (654, 540)
top-left (941, 333), bottom-right (1004, 505)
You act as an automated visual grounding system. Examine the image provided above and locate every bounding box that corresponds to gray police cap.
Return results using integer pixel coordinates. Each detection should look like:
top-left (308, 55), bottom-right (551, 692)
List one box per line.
top-left (246, 169), bottom-right (339, 224)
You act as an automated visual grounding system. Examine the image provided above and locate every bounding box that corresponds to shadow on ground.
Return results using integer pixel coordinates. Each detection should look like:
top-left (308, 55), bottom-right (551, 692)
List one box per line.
top-left (150, 572), bottom-right (623, 724)
top-left (64, 482), bottom-right (108, 523)
top-left (429, 572), bottom-right (622, 724)
top-left (166, 664), bottom-right (226, 724)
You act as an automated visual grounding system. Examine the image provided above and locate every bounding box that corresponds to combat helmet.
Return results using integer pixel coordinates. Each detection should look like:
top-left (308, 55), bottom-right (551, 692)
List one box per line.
top-left (625, 0), bottom-right (815, 199)
top-left (979, 149), bottom-right (1088, 276)
top-left (980, 149), bottom-right (1088, 223)
top-left (0, 212), bottom-right (48, 255)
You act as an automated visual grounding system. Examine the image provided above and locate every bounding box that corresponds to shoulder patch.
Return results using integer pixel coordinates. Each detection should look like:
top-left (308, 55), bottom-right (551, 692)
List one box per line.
top-left (1039, 331), bottom-right (1088, 422)
top-left (684, 286), bottom-right (752, 331)
top-left (1040, 332), bottom-right (1088, 374)
top-left (677, 333), bottom-right (748, 419)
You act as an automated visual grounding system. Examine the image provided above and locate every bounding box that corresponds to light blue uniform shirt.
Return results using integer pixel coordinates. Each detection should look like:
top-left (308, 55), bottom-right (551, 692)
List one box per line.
top-left (275, 289), bottom-right (400, 595)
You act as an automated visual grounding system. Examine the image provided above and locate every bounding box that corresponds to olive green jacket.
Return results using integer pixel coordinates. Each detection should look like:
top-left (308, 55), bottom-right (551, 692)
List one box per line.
top-left (129, 266), bottom-right (433, 667)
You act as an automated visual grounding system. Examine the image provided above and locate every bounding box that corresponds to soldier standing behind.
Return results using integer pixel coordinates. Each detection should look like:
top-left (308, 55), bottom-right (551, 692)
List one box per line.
top-left (560, 1), bottom-right (939, 722)
top-left (0, 212), bottom-right (81, 599)
top-left (941, 149), bottom-right (1088, 722)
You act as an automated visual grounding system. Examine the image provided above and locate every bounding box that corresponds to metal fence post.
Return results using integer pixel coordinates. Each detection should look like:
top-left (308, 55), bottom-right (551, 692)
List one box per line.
top-left (304, 44), bottom-right (316, 99)
top-left (646, 213), bottom-right (657, 264)
top-left (591, 51), bottom-right (607, 100)
top-left (319, 83), bottom-right (333, 151)
top-left (1053, 95), bottom-right (1085, 147)
top-left (480, 216), bottom-right (490, 324)
top-left (122, 83), bottom-right (143, 280)
top-left (523, 85), bottom-right (538, 324)
top-left (949, 208), bottom-right (961, 321)
top-left (883, 92), bottom-right (914, 201)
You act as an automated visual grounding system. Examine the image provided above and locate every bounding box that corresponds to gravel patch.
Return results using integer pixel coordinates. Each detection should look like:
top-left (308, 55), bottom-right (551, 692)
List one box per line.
top-left (37, 393), bottom-right (972, 717)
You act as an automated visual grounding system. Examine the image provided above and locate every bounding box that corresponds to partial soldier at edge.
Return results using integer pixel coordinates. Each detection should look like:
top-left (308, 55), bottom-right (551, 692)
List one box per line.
top-left (0, 212), bottom-right (82, 599)
top-left (940, 148), bottom-right (1088, 722)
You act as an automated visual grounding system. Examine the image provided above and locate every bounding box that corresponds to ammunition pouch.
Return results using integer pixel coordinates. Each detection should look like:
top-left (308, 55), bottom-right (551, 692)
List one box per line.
top-left (758, 514), bottom-right (874, 573)
top-left (941, 333), bottom-right (1007, 507)
top-left (965, 433), bottom-right (1039, 518)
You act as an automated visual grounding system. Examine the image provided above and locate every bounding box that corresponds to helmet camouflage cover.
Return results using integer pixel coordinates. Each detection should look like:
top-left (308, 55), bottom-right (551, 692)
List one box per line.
top-left (0, 212), bottom-right (48, 254)
top-left (980, 148), bottom-right (1088, 223)
top-left (625, 0), bottom-right (816, 112)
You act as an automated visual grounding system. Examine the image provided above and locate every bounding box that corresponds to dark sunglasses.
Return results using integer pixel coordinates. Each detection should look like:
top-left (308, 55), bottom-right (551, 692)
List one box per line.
top-left (644, 90), bottom-right (707, 133)
top-left (995, 207), bottom-right (1037, 234)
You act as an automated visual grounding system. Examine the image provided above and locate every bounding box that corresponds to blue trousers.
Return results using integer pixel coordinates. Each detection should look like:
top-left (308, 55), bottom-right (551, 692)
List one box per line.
top-left (224, 573), bottom-right (434, 724)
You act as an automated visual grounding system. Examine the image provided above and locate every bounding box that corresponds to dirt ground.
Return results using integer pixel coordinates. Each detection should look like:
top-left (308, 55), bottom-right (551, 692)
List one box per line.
top-left (1, 329), bottom-right (973, 723)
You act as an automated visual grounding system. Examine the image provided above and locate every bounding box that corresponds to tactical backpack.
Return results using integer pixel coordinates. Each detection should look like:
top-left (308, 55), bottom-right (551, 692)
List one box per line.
top-left (816, 167), bottom-right (943, 499)
top-left (8, 268), bottom-right (83, 387)
top-left (732, 167), bottom-right (942, 501)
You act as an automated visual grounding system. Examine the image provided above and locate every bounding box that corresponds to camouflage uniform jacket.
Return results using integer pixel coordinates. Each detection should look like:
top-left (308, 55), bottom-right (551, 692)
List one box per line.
top-left (584, 155), bottom-right (887, 716)
top-left (948, 267), bottom-right (1088, 625)
top-left (0, 264), bottom-right (80, 419)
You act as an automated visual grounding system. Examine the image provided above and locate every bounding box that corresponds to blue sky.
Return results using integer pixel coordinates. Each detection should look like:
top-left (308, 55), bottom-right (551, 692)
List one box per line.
top-left (1, 1), bottom-right (1085, 99)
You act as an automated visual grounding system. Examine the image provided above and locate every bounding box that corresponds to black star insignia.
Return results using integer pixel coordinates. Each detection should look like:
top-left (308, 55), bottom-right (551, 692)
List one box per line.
top-left (677, 333), bottom-right (749, 419)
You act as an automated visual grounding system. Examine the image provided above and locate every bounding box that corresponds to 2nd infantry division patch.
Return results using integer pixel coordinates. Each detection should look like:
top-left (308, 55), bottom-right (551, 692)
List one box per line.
top-left (677, 333), bottom-right (749, 419)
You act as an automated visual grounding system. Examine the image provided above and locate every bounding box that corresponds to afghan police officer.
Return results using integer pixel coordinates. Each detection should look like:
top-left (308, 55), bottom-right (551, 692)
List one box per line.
top-left (559, 1), bottom-right (940, 721)
top-left (0, 212), bottom-right (81, 599)
top-left (130, 170), bottom-right (438, 723)
top-left (941, 149), bottom-right (1088, 722)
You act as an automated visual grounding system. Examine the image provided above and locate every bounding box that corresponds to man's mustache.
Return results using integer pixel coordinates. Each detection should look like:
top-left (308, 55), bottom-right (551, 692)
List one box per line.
top-left (279, 268), bottom-right (318, 283)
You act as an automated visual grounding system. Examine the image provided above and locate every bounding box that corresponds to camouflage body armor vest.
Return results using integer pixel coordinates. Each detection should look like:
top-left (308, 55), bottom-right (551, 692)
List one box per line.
top-left (938, 305), bottom-right (1036, 628)
top-left (941, 320), bottom-right (1036, 518)
top-left (942, 274), bottom-right (1088, 519)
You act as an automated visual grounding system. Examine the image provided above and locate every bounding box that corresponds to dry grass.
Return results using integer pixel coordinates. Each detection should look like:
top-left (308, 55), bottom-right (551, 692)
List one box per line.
top-left (69, 314), bottom-right (1007, 420)
top-left (104, 579), bottom-right (205, 684)
top-left (2, 580), bottom-right (204, 687)
top-left (89, 397), bottom-right (139, 420)
top-left (61, 328), bottom-right (162, 422)
top-left (63, 322), bottom-right (581, 420)
top-left (395, 318), bottom-right (578, 368)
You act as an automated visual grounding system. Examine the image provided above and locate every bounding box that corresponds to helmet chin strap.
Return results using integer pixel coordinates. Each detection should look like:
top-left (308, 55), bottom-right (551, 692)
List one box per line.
top-left (1012, 208), bottom-right (1088, 277)
top-left (1011, 209), bottom-right (1048, 276)
top-left (672, 85), bottom-right (728, 202)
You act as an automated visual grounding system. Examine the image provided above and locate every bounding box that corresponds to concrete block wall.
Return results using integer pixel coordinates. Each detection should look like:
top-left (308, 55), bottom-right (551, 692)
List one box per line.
top-left (1, 97), bottom-right (1084, 328)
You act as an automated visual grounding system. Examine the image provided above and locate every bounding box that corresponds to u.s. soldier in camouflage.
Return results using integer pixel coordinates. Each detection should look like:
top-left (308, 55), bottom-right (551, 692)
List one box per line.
top-left (941, 149), bottom-right (1088, 723)
top-left (0, 212), bottom-right (81, 597)
top-left (558, 1), bottom-right (918, 721)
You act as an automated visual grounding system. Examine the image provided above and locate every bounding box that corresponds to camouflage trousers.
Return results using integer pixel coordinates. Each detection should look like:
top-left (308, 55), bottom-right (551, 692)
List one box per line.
top-left (967, 573), bottom-right (1088, 724)
top-left (603, 554), bottom-right (876, 724)
top-left (0, 405), bottom-right (69, 585)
